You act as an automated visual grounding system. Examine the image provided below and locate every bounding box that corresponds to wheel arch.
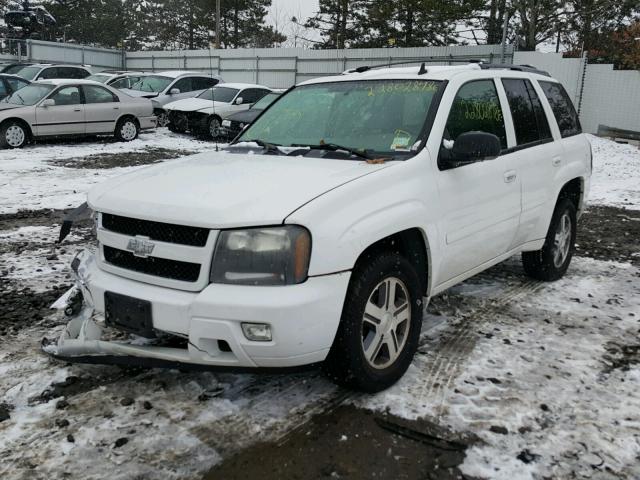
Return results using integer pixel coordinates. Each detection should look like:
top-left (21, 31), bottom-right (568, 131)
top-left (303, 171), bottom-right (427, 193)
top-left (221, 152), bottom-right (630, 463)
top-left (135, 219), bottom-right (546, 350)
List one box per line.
top-left (116, 113), bottom-right (140, 128)
top-left (1, 117), bottom-right (33, 139)
top-left (351, 228), bottom-right (432, 298)
top-left (557, 177), bottom-right (585, 215)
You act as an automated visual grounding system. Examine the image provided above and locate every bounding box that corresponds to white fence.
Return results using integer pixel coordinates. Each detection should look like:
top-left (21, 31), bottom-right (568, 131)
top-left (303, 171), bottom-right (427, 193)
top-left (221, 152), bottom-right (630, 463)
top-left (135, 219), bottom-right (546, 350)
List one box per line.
top-left (0, 38), bottom-right (638, 134)
top-left (125, 45), bottom-right (513, 89)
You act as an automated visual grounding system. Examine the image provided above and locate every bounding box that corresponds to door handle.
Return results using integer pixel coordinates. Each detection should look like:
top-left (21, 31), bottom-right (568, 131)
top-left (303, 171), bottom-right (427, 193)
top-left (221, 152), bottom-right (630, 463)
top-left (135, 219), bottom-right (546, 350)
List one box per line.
top-left (73, 108), bottom-right (82, 112)
top-left (552, 156), bottom-right (562, 167)
top-left (504, 170), bottom-right (517, 183)
top-left (113, 106), bottom-right (119, 110)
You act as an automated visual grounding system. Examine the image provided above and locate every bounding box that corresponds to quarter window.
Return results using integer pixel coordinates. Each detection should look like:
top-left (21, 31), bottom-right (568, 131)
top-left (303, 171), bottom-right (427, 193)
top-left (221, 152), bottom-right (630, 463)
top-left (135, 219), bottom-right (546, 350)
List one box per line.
top-left (192, 77), bottom-right (219, 90)
top-left (83, 85), bottom-right (118, 103)
top-left (539, 81), bottom-right (582, 138)
top-left (444, 80), bottom-right (507, 149)
top-left (502, 78), bottom-right (552, 145)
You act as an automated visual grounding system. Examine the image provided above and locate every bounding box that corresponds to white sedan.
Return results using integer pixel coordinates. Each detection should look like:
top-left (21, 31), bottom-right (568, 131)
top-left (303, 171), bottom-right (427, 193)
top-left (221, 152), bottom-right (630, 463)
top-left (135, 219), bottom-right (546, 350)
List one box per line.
top-left (0, 79), bottom-right (156, 148)
top-left (164, 83), bottom-right (272, 138)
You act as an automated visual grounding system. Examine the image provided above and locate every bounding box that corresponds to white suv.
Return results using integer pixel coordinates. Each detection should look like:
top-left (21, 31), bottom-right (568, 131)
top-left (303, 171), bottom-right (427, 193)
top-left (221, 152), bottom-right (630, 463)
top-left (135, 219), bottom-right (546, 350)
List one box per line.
top-left (48, 63), bottom-right (591, 392)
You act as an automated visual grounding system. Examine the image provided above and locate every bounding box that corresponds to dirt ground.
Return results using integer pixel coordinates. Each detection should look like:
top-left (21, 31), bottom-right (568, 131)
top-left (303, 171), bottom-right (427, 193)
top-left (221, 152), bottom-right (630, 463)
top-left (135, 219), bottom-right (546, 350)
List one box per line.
top-left (1, 203), bottom-right (638, 479)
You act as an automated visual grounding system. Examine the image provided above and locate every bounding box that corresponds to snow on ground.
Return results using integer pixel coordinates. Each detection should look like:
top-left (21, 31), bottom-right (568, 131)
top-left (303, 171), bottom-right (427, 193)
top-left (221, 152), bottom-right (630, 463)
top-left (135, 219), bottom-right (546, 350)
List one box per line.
top-left (0, 132), bottom-right (639, 479)
top-left (588, 135), bottom-right (640, 210)
top-left (0, 130), bottom-right (212, 214)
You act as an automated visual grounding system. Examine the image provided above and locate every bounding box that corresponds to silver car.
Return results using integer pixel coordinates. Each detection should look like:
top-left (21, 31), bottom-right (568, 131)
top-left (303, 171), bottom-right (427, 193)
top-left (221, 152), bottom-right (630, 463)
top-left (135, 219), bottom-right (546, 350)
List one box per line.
top-left (121, 71), bottom-right (222, 126)
top-left (0, 79), bottom-right (156, 149)
top-left (86, 71), bottom-right (148, 90)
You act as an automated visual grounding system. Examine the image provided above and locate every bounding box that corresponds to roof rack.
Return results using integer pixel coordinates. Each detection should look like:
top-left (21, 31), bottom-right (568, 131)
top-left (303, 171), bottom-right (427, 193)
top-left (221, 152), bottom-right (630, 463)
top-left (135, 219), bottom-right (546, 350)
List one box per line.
top-left (345, 59), bottom-right (551, 77)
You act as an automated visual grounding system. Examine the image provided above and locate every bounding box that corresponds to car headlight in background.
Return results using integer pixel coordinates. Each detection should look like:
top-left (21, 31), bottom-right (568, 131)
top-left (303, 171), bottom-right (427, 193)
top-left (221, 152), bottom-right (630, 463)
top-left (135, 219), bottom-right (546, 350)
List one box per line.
top-left (210, 226), bottom-right (311, 286)
top-left (221, 120), bottom-right (231, 127)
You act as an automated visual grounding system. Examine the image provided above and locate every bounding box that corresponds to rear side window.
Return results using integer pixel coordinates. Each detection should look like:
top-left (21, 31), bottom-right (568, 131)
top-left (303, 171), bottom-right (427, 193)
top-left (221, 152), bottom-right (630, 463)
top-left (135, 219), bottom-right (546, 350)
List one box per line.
top-left (539, 81), bottom-right (581, 138)
top-left (444, 79), bottom-right (507, 149)
top-left (83, 85), bottom-right (118, 103)
top-left (192, 77), bottom-right (219, 90)
top-left (502, 78), bottom-right (552, 145)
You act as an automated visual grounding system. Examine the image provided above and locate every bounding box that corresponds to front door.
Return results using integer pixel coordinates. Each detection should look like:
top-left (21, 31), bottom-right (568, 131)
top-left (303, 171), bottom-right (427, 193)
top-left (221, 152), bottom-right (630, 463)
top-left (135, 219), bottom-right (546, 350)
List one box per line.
top-left (434, 79), bottom-right (522, 284)
top-left (35, 85), bottom-right (85, 136)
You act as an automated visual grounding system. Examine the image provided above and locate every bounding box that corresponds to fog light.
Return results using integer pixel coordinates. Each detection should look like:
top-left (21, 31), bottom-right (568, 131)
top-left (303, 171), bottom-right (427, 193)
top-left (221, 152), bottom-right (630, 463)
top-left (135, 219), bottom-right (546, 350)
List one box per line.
top-left (241, 323), bottom-right (272, 342)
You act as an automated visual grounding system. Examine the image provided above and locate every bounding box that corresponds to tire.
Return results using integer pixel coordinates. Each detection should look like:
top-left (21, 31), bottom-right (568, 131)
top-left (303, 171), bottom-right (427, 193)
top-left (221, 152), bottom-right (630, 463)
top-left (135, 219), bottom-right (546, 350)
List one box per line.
top-left (324, 251), bottom-right (423, 392)
top-left (522, 198), bottom-right (577, 281)
top-left (156, 110), bottom-right (169, 128)
top-left (0, 121), bottom-right (28, 149)
top-left (115, 117), bottom-right (139, 142)
top-left (208, 116), bottom-right (222, 139)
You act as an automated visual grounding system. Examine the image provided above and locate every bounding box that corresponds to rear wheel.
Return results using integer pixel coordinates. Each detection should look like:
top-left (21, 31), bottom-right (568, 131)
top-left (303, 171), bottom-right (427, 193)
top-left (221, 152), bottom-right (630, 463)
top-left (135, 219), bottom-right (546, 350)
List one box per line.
top-left (522, 198), bottom-right (577, 281)
top-left (324, 251), bottom-right (422, 392)
top-left (115, 117), bottom-right (139, 142)
top-left (0, 121), bottom-right (28, 149)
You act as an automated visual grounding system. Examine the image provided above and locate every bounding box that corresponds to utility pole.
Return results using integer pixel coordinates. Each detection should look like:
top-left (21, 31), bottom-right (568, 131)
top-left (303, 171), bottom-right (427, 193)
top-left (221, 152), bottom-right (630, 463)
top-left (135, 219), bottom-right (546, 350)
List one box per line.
top-left (500, 12), bottom-right (509, 64)
top-left (214, 0), bottom-right (221, 49)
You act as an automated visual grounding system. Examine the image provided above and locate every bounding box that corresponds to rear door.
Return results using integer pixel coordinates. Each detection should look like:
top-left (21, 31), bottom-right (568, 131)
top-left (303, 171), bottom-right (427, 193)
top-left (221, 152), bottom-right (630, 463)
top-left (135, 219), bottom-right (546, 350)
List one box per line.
top-left (498, 77), bottom-right (561, 247)
top-left (35, 85), bottom-right (85, 136)
top-left (434, 79), bottom-right (522, 283)
top-left (82, 84), bottom-right (121, 133)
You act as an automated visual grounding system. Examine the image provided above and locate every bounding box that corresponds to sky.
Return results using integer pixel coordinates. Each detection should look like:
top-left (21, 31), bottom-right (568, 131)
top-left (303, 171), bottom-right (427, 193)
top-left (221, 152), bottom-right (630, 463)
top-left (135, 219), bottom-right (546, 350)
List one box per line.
top-left (268, 0), bottom-right (319, 25)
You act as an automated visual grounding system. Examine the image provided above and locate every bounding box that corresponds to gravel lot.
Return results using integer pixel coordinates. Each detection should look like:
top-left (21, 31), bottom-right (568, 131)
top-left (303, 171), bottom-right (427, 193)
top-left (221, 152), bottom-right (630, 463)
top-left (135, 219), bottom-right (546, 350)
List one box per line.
top-left (0, 132), bottom-right (638, 480)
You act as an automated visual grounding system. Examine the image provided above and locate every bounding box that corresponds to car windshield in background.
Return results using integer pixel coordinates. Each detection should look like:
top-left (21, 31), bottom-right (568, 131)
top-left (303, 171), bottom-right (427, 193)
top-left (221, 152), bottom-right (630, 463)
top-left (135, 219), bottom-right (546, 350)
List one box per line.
top-left (4, 65), bottom-right (29, 74)
top-left (129, 75), bottom-right (173, 93)
top-left (12, 66), bottom-right (41, 80)
top-left (198, 87), bottom-right (239, 103)
top-left (252, 92), bottom-right (280, 109)
top-left (3, 83), bottom-right (54, 105)
top-left (238, 80), bottom-right (443, 157)
top-left (87, 74), bottom-right (110, 83)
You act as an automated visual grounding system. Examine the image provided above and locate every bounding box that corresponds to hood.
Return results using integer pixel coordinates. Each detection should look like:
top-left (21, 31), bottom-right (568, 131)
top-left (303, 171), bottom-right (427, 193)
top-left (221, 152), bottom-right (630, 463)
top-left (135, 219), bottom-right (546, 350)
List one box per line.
top-left (0, 103), bottom-right (22, 111)
top-left (225, 109), bottom-right (262, 124)
top-left (120, 88), bottom-right (159, 99)
top-left (88, 151), bottom-right (393, 229)
top-left (164, 98), bottom-right (228, 112)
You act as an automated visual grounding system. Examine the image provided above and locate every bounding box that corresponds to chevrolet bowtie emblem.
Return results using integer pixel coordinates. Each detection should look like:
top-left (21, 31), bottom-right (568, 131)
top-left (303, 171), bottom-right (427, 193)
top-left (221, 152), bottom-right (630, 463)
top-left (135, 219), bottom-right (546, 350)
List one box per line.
top-left (127, 236), bottom-right (155, 258)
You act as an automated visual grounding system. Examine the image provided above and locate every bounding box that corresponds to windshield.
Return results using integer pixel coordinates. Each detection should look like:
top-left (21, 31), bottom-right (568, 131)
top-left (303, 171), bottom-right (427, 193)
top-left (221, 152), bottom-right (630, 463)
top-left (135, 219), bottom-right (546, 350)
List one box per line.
top-left (253, 92), bottom-right (280, 110)
top-left (129, 75), bottom-right (173, 93)
top-left (87, 74), bottom-right (111, 83)
top-left (238, 80), bottom-right (442, 156)
top-left (4, 64), bottom-right (31, 74)
top-left (3, 84), bottom-right (55, 105)
top-left (198, 87), bottom-right (239, 103)
top-left (12, 66), bottom-right (41, 80)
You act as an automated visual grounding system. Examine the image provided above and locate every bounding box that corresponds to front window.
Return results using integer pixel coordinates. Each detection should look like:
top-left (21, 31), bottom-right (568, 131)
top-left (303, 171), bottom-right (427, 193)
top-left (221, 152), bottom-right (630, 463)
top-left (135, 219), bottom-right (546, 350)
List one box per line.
top-left (3, 84), bottom-right (54, 105)
top-left (198, 87), bottom-right (240, 103)
top-left (12, 66), bottom-right (41, 80)
top-left (87, 74), bottom-right (111, 84)
top-left (129, 75), bottom-right (173, 93)
top-left (238, 80), bottom-right (443, 157)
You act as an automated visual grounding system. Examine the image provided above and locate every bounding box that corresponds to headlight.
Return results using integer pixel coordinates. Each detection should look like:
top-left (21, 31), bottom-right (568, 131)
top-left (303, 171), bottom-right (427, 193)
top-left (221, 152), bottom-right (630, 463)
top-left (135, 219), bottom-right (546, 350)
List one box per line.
top-left (221, 120), bottom-right (231, 127)
top-left (211, 226), bottom-right (311, 286)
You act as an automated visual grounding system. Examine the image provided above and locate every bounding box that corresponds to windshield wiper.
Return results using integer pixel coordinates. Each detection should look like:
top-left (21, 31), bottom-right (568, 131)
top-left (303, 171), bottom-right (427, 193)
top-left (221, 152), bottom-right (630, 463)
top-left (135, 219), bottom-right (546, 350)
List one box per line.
top-left (291, 143), bottom-right (372, 160)
top-left (231, 139), bottom-right (283, 154)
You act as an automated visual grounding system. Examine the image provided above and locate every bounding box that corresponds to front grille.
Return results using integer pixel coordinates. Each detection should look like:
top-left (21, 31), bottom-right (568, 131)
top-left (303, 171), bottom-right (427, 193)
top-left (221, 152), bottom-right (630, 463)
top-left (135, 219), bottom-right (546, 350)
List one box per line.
top-left (103, 246), bottom-right (201, 282)
top-left (102, 214), bottom-right (209, 247)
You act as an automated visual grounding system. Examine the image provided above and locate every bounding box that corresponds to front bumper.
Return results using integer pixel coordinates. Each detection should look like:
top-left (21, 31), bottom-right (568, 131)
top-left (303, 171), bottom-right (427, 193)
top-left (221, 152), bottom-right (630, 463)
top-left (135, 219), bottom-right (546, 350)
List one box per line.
top-left (44, 250), bottom-right (350, 369)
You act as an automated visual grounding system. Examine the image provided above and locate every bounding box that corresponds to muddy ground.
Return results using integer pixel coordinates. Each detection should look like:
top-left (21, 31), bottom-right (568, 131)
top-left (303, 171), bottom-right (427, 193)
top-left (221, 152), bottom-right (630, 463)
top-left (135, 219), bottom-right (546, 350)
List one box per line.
top-left (1, 203), bottom-right (638, 479)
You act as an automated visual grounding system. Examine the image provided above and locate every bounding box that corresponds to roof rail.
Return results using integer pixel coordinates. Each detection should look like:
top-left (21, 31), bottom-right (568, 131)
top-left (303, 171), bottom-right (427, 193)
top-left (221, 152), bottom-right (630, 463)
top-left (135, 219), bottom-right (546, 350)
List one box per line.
top-left (478, 63), bottom-right (551, 77)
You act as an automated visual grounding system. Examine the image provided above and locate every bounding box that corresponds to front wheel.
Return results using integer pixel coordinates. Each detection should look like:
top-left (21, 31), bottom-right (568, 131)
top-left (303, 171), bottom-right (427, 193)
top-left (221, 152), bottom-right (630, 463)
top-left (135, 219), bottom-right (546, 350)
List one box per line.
top-left (324, 252), bottom-right (422, 392)
top-left (208, 116), bottom-right (222, 139)
top-left (522, 198), bottom-right (577, 281)
top-left (0, 121), bottom-right (28, 149)
top-left (115, 117), bottom-right (139, 142)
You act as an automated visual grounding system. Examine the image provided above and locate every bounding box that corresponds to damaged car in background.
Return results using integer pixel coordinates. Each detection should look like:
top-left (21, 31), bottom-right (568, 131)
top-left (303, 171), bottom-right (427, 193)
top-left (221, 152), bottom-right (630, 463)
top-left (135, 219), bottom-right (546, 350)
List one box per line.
top-left (120, 70), bottom-right (222, 127)
top-left (165, 83), bottom-right (272, 138)
top-left (46, 62), bottom-right (591, 392)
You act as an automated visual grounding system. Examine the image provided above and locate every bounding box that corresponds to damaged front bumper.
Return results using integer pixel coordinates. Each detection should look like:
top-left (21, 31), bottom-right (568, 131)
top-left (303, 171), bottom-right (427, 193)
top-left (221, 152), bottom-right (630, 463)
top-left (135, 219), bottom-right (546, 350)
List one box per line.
top-left (43, 250), bottom-right (350, 371)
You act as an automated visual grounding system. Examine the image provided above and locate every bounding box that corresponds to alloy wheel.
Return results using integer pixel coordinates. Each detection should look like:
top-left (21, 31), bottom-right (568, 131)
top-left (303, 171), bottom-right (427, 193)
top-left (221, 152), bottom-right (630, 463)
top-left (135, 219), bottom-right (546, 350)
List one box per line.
top-left (209, 118), bottom-right (221, 138)
top-left (120, 121), bottom-right (137, 141)
top-left (361, 277), bottom-right (411, 370)
top-left (553, 212), bottom-right (572, 268)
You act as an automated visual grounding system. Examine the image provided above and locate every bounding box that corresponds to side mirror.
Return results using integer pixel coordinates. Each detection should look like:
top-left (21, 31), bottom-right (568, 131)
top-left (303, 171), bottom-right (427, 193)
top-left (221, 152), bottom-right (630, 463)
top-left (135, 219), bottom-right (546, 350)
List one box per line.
top-left (169, 88), bottom-right (181, 95)
top-left (41, 99), bottom-right (55, 107)
top-left (234, 97), bottom-right (243, 105)
top-left (440, 131), bottom-right (501, 169)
